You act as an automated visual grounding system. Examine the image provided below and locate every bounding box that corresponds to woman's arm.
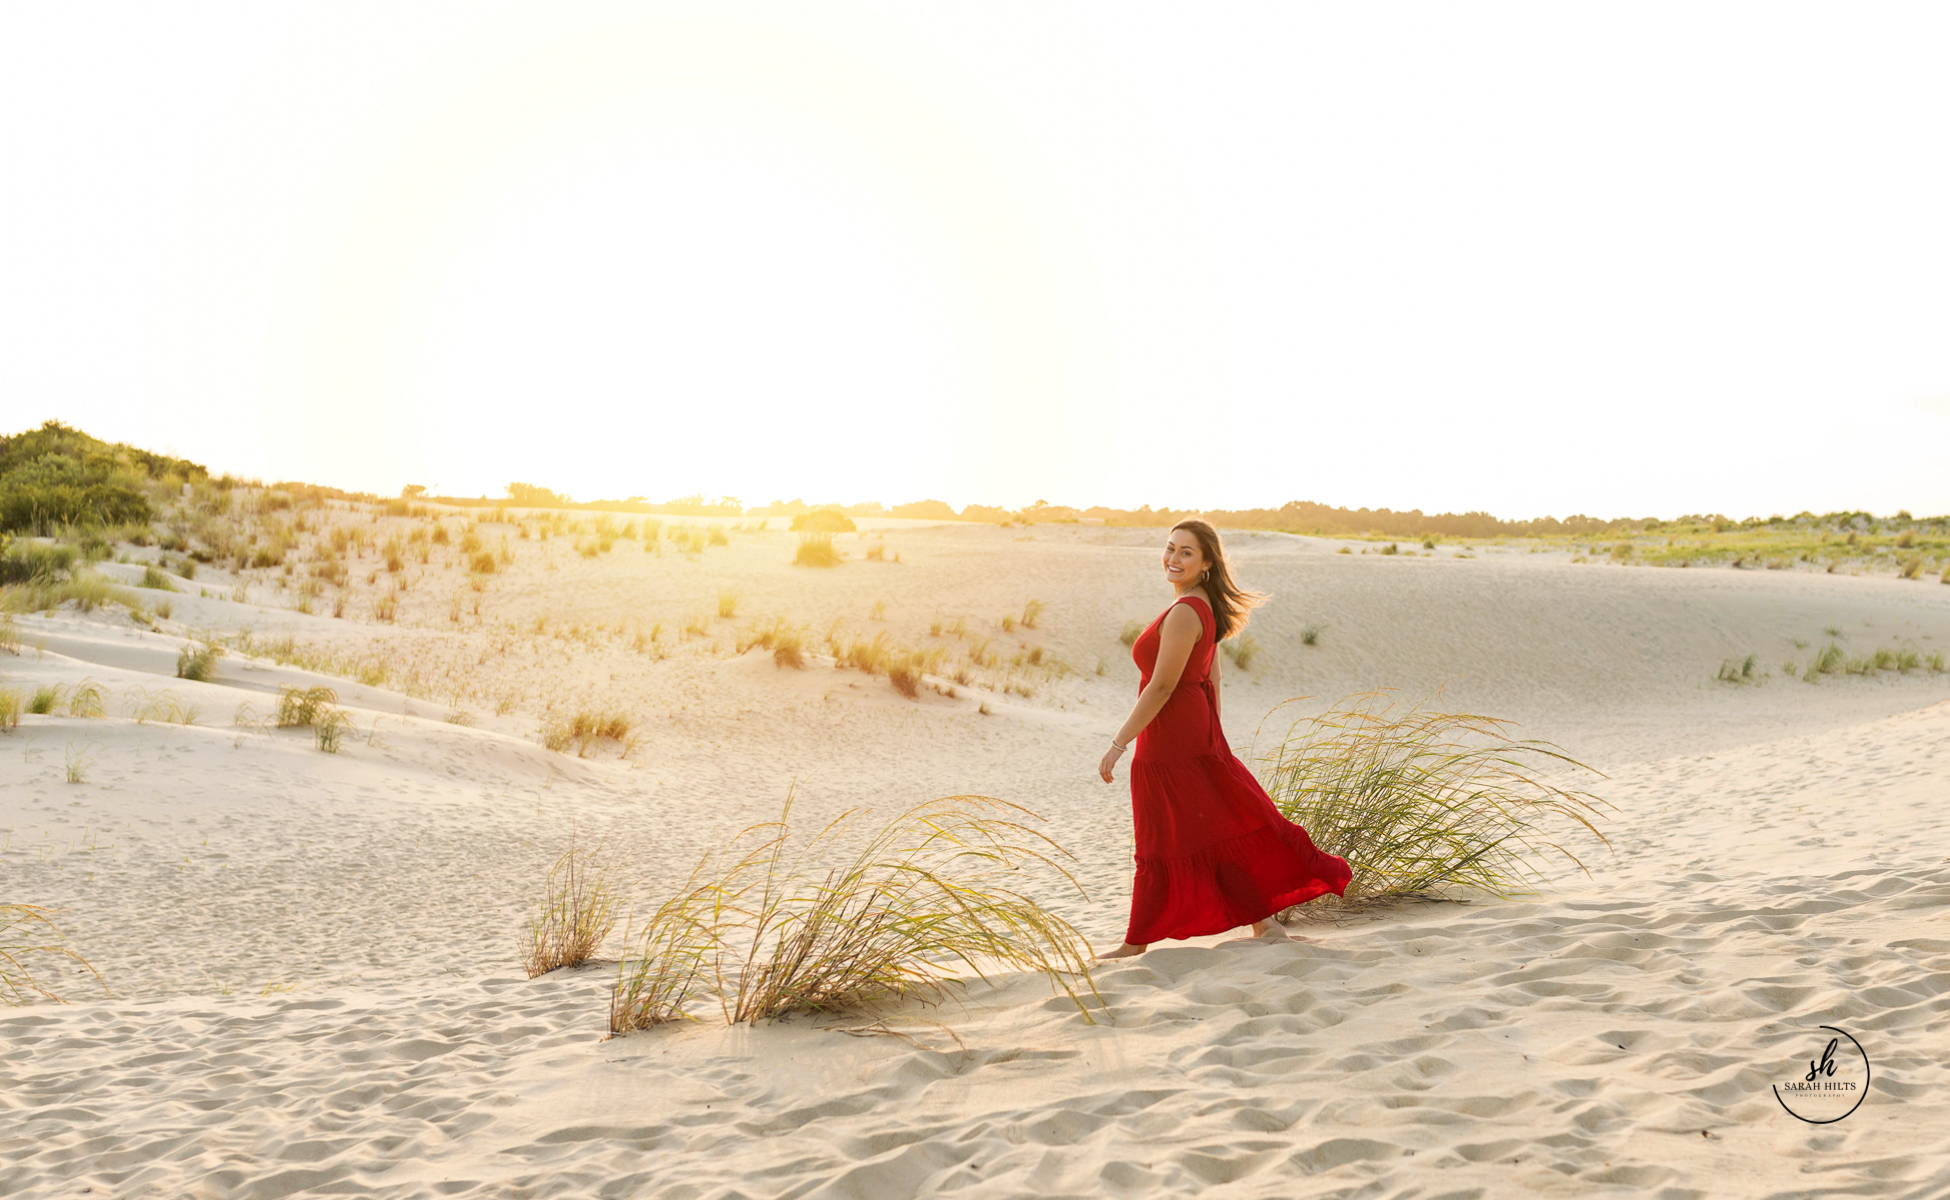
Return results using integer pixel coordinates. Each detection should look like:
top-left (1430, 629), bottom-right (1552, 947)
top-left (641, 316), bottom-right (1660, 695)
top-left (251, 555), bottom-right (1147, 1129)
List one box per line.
top-left (1099, 604), bottom-right (1201, 781)
top-left (1210, 634), bottom-right (1223, 726)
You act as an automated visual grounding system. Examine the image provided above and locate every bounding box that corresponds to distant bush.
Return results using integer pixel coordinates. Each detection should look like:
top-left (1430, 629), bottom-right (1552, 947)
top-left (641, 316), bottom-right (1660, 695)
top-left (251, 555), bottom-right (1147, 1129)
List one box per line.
top-left (790, 509), bottom-right (856, 533)
top-left (890, 500), bottom-right (958, 520)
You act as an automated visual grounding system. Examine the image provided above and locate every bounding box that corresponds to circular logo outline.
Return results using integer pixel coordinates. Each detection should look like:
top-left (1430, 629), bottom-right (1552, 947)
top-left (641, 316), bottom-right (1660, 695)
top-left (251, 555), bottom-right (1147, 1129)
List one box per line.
top-left (1773, 1025), bottom-right (1870, 1124)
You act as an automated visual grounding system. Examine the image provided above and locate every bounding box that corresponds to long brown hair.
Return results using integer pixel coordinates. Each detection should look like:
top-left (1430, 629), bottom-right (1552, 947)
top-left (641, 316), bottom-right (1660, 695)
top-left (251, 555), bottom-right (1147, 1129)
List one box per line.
top-left (1172, 519), bottom-right (1266, 642)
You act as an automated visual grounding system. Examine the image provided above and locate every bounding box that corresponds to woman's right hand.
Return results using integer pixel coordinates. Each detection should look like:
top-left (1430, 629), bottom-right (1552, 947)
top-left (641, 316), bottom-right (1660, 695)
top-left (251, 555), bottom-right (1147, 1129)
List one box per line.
top-left (1098, 742), bottom-right (1125, 782)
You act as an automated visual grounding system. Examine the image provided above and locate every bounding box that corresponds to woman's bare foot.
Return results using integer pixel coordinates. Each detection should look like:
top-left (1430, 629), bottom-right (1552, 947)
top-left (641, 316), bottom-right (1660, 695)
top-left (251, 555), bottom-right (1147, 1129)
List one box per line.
top-left (1096, 942), bottom-right (1147, 960)
top-left (1251, 918), bottom-right (1291, 941)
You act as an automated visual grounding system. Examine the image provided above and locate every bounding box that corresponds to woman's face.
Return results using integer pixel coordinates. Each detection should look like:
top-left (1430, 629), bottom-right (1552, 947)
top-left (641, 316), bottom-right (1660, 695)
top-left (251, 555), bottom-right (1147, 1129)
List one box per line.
top-left (1162, 529), bottom-right (1208, 589)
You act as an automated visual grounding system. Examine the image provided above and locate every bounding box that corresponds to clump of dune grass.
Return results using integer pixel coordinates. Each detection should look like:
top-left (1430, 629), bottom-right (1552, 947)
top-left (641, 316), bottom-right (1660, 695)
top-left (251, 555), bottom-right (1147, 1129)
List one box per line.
top-left (1119, 620), bottom-right (1142, 647)
top-left (1258, 691), bottom-right (1610, 911)
top-left (127, 688), bottom-right (199, 726)
top-left (540, 709), bottom-right (633, 756)
top-left (718, 589), bottom-right (740, 619)
top-left (0, 687), bottom-right (20, 732)
top-left (0, 614), bottom-right (18, 655)
top-left (66, 680), bottom-right (104, 718)
top-left (1020, 599), bottom-right (1045, 630)
top-left (1808, 642), bottom-right (1845, 676)
top-left (865, 542), bottom-right (885, 561)
top-left (1716, 653), bottom-right (1758, 683)
top-left (1300, 622), bottom-right (1325, 646)
top-left (1929, 652), bottom-right (1947, 673)
top-left (64, 741), bottom-right (92, 784)
top-left (1221, 634), bottom-right (1260, 670)
top-left (887, 655), bottom-right (924, 698)
top-left (1, 904), bottom-right (105, 1005)
top-left (138, 564), bottom-right (176, 591)
top-left (175, 640), bottom-right (224, 682)
top-left (524, 835), bottom-right (620, 978)
top-left (737, 617), bottom-right (806, 668)
top-left (794, 532), bottom-right (841, 567)
top-left (274, 684), bottom-right (338, 728)
top-left (313, 704), bottom-right (354, 752)
top-left (2, 572), bottom-right (139, 616)
top-left (27, 684), bottom-right (61, 715)
top-left (609, 793), bottom-right (1099, 1033)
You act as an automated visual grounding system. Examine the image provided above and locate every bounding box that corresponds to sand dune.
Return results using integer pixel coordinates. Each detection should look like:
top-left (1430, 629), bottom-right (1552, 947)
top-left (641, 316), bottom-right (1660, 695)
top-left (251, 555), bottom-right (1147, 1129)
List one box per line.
top-left (4, 523), bottom-right (1949, 1197)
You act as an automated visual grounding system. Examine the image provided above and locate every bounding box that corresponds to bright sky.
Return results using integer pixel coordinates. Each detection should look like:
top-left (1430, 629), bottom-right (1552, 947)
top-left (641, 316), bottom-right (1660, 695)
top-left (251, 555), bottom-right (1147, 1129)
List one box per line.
top-left (5, 2), bottom-right (1949, 519)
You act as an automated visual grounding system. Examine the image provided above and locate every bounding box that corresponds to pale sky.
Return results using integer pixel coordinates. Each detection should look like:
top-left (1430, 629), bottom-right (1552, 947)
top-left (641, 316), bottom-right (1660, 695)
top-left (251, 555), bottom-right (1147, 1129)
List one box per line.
top-left (5, 2), bottom-right (1949, 519)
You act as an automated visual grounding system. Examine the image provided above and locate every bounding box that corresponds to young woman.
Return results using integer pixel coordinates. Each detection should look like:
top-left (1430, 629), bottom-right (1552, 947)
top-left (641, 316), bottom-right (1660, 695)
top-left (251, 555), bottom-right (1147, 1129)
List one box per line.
top-left (1096, 520), bottom-right (1351, 959)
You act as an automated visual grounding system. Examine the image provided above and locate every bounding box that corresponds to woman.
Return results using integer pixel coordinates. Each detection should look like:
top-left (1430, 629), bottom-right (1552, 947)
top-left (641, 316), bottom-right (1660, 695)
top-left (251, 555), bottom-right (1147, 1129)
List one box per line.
top-left (1096, 520), bottom-right (1350, 959)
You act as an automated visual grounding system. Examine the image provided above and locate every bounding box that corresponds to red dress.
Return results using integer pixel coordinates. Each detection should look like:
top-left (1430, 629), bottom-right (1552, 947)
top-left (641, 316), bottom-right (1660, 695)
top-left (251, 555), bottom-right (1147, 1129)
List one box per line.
top-left (1125, 595), bottom-right (1351, 943)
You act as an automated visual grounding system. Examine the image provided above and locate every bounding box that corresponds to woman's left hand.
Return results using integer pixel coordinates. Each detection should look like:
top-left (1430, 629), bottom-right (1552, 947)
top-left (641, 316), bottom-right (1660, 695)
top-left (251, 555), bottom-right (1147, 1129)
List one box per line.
top-left (1099, 743), bottom-right (1125, 782)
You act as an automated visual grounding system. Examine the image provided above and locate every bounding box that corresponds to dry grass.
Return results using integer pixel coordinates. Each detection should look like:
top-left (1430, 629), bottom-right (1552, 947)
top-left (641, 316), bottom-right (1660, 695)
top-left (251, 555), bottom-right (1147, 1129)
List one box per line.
top-left (794, 533), bottom-right (841, 567)
top-left (175, 640), bottom-right (224, 682)
top-left (524, 835), bottom-right (620, 978)
top-left (1119, 620), bottom-right (1142, 648)
top-left (541, 709), bottom-right (634, 756)
top-left (610, 793), bottom-right (1099, 1033)
top-left (1221, 634), bottom-right (1260, 671)
top-left (0, 687), bottom-right (19, 732)
top-left (127, 688), bottom-right (200, 725)
top-left (1, 904), bottom-right (106, 1004)
top-left (66, 679), bottom-right (104, 718)
top-left (1258, 691), bottom-right (1611, 911)
top-left (718, 589), bottom-right (740, 619)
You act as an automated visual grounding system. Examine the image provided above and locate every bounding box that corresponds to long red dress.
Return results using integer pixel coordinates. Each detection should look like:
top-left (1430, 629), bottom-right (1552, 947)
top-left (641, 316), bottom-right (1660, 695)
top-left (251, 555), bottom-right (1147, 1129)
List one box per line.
top-left (1125, 595), bottom-right (1351, 944)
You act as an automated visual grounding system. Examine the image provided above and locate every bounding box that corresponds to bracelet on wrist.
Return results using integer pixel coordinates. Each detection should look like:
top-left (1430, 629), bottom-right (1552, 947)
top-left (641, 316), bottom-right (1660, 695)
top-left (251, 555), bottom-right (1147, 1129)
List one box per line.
top-left (1109, 737), bottom-right (1128, 752)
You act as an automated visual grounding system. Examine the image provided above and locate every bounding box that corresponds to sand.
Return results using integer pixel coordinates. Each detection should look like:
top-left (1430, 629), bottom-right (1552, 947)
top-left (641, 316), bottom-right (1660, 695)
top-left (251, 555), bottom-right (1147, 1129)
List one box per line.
top-left (3, 519), bottom-right (1949, 1197)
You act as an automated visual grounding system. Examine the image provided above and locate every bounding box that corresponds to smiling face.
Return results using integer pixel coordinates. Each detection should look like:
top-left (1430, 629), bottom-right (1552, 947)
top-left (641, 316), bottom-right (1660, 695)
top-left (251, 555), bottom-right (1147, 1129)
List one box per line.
top-left (1162, 528), bottom-right (1208, 591)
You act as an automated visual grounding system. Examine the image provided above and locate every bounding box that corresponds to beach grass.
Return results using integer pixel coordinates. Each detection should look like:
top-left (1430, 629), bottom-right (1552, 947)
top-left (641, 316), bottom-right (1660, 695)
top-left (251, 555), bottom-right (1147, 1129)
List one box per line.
top-left (1, 904), bottom-right (105, 1005)
top-left (66, 680), bottom-right (104, 718)
top-left (610, 793), bottom-right (1099, 1032)
top-left (1258, 691), bottom-right (1611, 911)
top-left (0, 686), bottom-right (19, 732)
top-left (794, 533), bottom-right (841, 567)
top-left (1716, 653), bottom-right (1758, 683)
top-left (175, 640), bottom-right (224, 682)
top-left (1222, 634), bottom-right (1260, 670)
top-left (524, 835), bottom-right (619, 978)
top-left (28, 684), bottom-right (61, 715)
top-left (1300, 623), bottom-right (1325, 646)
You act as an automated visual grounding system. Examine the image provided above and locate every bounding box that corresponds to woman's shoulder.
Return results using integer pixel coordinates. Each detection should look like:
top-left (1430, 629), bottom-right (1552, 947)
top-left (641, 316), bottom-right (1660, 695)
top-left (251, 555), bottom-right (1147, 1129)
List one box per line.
top-left (1163, 593), bottom-right (1213, 630)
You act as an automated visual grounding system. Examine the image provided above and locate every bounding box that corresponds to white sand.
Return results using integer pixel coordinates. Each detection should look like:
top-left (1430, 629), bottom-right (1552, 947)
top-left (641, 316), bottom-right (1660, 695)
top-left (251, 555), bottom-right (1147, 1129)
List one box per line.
top-left (4, 522), bottom-right (1949, 1197)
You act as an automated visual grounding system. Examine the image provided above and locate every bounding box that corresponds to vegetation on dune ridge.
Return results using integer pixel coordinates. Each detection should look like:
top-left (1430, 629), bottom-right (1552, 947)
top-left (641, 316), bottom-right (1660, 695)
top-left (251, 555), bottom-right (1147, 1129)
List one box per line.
top-left (610, 792), bottom-right (1099, 1033)
top-left (1258, 691), bottom-right (1612, 913)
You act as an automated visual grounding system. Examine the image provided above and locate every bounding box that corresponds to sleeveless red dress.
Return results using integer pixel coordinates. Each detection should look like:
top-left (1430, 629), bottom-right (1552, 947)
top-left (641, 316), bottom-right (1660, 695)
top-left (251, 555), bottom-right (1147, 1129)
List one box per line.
top-left (1125, 595), bottom-right (1351, 944)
